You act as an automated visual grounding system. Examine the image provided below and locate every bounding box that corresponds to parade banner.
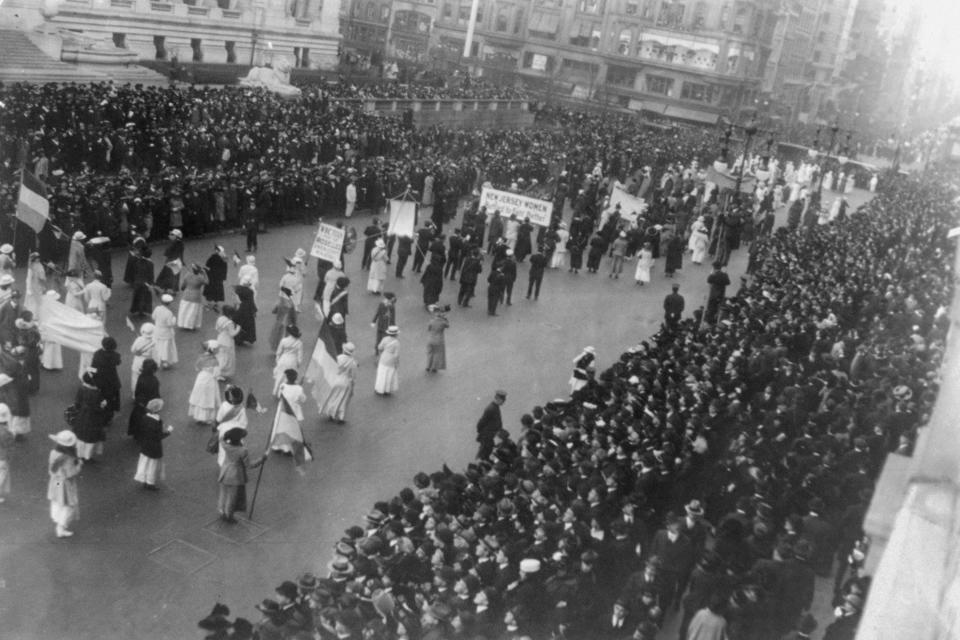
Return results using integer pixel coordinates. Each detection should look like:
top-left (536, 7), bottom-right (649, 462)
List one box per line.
top-left (479, 187), bottom-right (552, 227)
top-left (310, 223), bottom-right (345, 261)
top-left (706, 166), bottom-right (757, 194)
top-left (387, 199), bottom-right (417, 238)
top-left (605, 186), bottom-right (648, 222)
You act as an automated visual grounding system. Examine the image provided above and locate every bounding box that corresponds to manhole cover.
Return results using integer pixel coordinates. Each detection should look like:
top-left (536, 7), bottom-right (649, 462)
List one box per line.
top-left (203, 516), bottom-right (269, 544)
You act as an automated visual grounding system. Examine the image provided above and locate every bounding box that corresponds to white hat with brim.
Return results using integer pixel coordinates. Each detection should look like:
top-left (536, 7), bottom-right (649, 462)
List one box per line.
top-left (49, 430), bottom-right (77, 447)
top-left (0, 244), bottom-right (12, 254)
top-left (73, 231), bottom-right (87, 241)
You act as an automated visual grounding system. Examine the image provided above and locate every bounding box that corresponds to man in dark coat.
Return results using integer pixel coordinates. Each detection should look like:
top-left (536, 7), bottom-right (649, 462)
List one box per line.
top-left (527, 250), bottom-right (547, 300)
top-left (802, 497), bottom-right (838, 577)
top-left (361, 219), bottom-right (382, 270)
top-left (445, 229), bottom-right (464, 280)
top-left (647, 512), bottom-right (695, 611)
top-left (704, 263), bottom-right (730, 325)
top-left (500, 251), bottom-right (517, 306)
top-left (203, 245), bottom-right (228, 312)
top-left (663, 284), bottom-right (685, 329)
top-left (412, 224), bottom-right (434, 273)
top-left (476, 390), bottom-right (506, 460)
top-left (486, 267), bottom-right (505, 316)
top-left (371, 292), bottom-right (396, 357)
top-left (395, 235), bottom-right (413, 278)
top-left (458, 249), bottom-right (482, 308)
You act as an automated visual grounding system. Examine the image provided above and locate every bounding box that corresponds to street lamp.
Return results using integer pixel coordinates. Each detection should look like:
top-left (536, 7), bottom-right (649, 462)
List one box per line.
top-left (815, 120), bottom-right (842, 203)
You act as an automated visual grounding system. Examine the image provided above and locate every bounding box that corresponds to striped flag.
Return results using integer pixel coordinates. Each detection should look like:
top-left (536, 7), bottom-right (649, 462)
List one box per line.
top-left (17, 170), bottom-right (49, 233)
top-left (304, 318), bottom-right (339, 405)
top-left (269, 392), bottom-right (313, 466)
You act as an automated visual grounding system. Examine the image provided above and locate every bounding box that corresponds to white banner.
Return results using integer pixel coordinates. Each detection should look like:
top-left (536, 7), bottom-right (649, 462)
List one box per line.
top-left (479, 187), bottom-right (552, 227)
top-left (605, 186), bottom-right (648, 222)
top-left (310, 223), bottom-right (345, 261)
top-left (387, 199), bottom-right (418, 238)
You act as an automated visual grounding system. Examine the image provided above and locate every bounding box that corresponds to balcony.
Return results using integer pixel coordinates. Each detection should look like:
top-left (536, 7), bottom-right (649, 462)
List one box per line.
top-left (150, 2), bottom-right (173, 12)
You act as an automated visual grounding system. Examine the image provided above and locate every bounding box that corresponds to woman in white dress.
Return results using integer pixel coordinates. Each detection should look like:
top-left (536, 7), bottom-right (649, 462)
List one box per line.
top-left (40, 291), bottom-right (64, 371)
top-left (551, 223), bottom-right (570, 269)
top-left (215, 306), bottom-right (241, 380)
top-left (367, 239), bottom-right (388, 294)
top-left (690, 221), bottom-right (710, 265)
top-left (188, 341), bottom-right (221, 424)
top-left (47, 430), bottom-right (82, 537)
top-left (151, 294), bottom-right (178, 369)
top-left (24, 252), bottom-right (46, 315)
top-left (374, 326), bottom-right (400, 396)
top-left (177, 264), bottom-right (208, 330)
top-left (273, 325), bottom-right (303, 396)
top-left (319, 342), bottom-right (358, 424)
top-left (634, 243), bottom-right (654, 285)
top-left (271, 369), bottom-right (306, 455)
top-left (129, 322), bottom-right (155, 393)
top-left (64, 269), bottom-right (85, 313)
top-left (237, 255), bottom-right (259, 303)
top-left (215, 386), bottom-right (248, 467)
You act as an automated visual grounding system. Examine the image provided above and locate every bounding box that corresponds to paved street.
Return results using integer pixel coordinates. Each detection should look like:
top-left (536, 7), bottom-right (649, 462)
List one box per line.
top-left (0, 187), bottom-right (873, 639)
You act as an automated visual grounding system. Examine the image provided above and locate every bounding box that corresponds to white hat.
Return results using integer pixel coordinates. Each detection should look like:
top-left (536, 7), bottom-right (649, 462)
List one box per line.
top-left (49, 430), bottom-right (77, 447)
top-left (294, 248), bottom-right (306, 258)
top-left (245, 255), bottom-right (256, 265)
top-left (169, 229), bottom-right (183, 238)
top-left (0, 274), bottom-right (14, 286)
top-left (0, 403), bottom-right (10, 423)
top-left (139, 322), bottom-right (155, 336)
top-left (44, 289), bottom-right (60, 300)
top-left (72, 231), bottom-right (87, 241)
top-left (160, 294), bottom-right (174, 304)
top-left (519, 558), bottom-right (541, 573)
top-left (204, 340), bottom-right (220, 353)
top-left (386, 325), bottom-right (399, 336)
top-left (332, 313), bottom-right (344, 324)
top-left (0, 244), bottom-right (12, 254)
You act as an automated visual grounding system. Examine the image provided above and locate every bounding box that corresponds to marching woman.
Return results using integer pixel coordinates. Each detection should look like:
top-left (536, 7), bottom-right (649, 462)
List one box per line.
top-left (374, 325), bottom-right (400, 396)
top-left (177, 263), bottom-right (208, 330)
top-left (268, 287), bottom-right (298, 353)
top-left (73, 370), bottom-right (108, 463)
top-left (234, 282), bottom-right (257, 346)
top-left (689, 217), bottom-right (710, 265)
top-left (188, 341), bottom-right (221, 425)
top-left (215, 386), bottom-right (248, 467)
top-left (129, 246), bottom-right (155, 317)
top-left (271, 369), bottom-right (306, 455)
top-left (318, 342), bottom-right (358, 424)
top-left (134, 398), bottom-right (173, 491)
top-left (203, 245), bottom-right (228, 313)
top-left (151, 294), bottom-right (178, 369)
top-left (425, 305), bottom-right (449, 374)
top-left (91, 336), bottom-right (122, 418)
top-left (48, 430), bottom-right (82, 537)
top-left (64, 269), bottom-right (85, 313)
top-left (40, 291), bottom-right (64, 371)
top-left (128, 358), bottom-right (159, 439)
top-left (24, 252), bottom-right (46, 315)
top-left (15, 311), bottom-right (42, 395)
top-left (367, 239), bottom-right (388, 294)
top-left (217, 427), bottom-right (265, 523)
top-left (273, 325), bottom-right (302, 396)
top-left (129, 323), bottom-right (155, 393)
top-left (215, 306), bottom-right (241, 380)
top-left (634, 242), bottom-right (654, 286)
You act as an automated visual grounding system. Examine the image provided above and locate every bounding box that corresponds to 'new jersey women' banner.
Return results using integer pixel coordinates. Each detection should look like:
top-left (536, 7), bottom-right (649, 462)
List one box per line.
top-left (479, 187), bottom-right (552, 227)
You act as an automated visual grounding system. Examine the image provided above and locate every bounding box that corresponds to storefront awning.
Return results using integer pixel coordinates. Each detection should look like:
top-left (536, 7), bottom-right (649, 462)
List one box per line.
top-left (663, 105), bottom-right (719, 124)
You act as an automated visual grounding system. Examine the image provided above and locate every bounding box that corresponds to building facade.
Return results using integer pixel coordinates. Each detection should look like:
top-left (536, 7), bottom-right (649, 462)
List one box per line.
top-left (0, 0), bottom-right (342, 69)
top-left (341, 0), bottom-right (783, 124)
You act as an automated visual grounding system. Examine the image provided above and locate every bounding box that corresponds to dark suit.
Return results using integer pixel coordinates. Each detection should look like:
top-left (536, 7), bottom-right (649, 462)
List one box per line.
top-left (475, 401), bottom-right (502, 459)
top-left (663, 291), bottom-right (685, 327)
top-left (527, 253), bottom-right (547, 299)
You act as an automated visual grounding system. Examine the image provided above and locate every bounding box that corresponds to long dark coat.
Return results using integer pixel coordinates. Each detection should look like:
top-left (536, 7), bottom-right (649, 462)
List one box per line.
top-left (128, 371), bottom-right (159, 438)
top-left (234, 285), bottom-right (257, 345)
top-left (92, 349), bottom-right (122, 414)
top-left (137, 414), bottom-right (169, 459)
top-left (203, 253), bottom-right (228, 303)
top-left (665, 235), bottom-right (684, 274)
top-left (420, 262), bottom-right (444, 306)
top-left (74, 384), bottom-right (106, 444)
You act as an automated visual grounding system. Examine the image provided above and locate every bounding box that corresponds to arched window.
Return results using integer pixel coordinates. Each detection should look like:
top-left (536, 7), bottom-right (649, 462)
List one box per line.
top-left (496, 9), bottom-right (509, 31)
top-left (366, 1), bottom-right (376, 19)
top-left (617, 27), bottom-right (632, 55)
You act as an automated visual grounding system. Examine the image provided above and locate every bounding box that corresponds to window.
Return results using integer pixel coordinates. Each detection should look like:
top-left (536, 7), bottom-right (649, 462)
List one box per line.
top-left (569, 21), bottom-right (601, 47)
top-left (225, 40), bottom-right (236, 63)
top-left (641, 0), bottom-right (653, 18)
top-left (112, 33), bottom-right (126, 49)
top-left (523, 51), bottom-right (555, 71)
top-left (692, 1), bottom-right (706, 29)
top-left (646, 74), bottom-right (673, 95)
top-left (719, 3), bottom-right (729, 29)
top-left (822, 12), bottom-right (830, 24)
top-left (153, 35), bottom-right (166, 60)
top-left (579, 0), bottom-right (603, 13)
top-left (496, 9), bottom-right (509, 31)
top-left (562, 58), bottom-right (599, 74)
top-left (514, 9), bottom-right (524, 33)
top-left (534, 0), bottom-right (562, 7)
top-left (529, 12), bottom-right (560, 39)
top-left (813, 50), bottom-right (821, 63)
top-left (681, 81), bottom-right (714, 102)
top-left (625, 0), bottom-right (638, 14)
top-left (381, 6), bottom-right (390, 20)
top-left (817, 31), bottom-right (825, 43)
top-left (442, 3), bottom-right (452, 18)
top-left (607, 65), bottom-right (636, 86)
top-left (366, 2), bottom-right (376, 19)
top-left (191, 38), bottom-right (202, 62)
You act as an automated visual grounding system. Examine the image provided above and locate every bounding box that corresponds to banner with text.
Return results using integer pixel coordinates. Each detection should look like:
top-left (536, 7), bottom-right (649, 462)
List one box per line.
top-left (310, 223), bottom-right (346, 261)
top-left (479, 187), bottom-right (552, 227)
top-left (387, 199), bottom-right (418, 238)
top-left (605, 186), bottom-right (648, 222)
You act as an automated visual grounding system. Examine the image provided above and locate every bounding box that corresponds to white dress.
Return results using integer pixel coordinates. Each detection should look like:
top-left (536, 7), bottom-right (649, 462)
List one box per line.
top-left (634, 249), bottom-right (654, 283)
top-left (151, 305), bottom-right (178, 366)
top-left (273, 336), bottom-right (303, 396)
top-left (551, 229), bottom-right (569, 269)
top-left (691, 229), bottom-right (709, 265)
top-left (215, 401), bottom-right (248, 466)
top-left (271, 383), bottom-right (306, 453)
top-left (42, 340), bottom-right (63, 370)
top-left (374, 336), bottom-right (400, 394)
top-left (215, 316), bottom-right (240, 379)
top-left (366, 246), bottom-right (388, 294)
top-left (188, 355), bottom-right (221, 422)
top-left (64, 277), bottom-right (85, 313)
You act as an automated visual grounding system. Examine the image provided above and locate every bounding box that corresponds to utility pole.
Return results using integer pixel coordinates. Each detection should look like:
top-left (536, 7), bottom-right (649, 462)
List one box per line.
top-left (462, 0), bottom-right (480, 59)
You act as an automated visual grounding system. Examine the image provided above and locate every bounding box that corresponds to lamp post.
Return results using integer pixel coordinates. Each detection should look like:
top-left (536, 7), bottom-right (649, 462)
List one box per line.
top-left (815, 120), bottom-right (841, 202)
top-left (733, 118), bottom-right (759, 203)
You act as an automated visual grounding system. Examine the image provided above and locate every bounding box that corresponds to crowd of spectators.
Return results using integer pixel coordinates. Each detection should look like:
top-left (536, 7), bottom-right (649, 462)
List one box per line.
top-left (320, 76), bottom-right (529, 102)
top-left (1, 81), bottom-right (720, 260)
top-left (198, 159), bottom-right (952, 640)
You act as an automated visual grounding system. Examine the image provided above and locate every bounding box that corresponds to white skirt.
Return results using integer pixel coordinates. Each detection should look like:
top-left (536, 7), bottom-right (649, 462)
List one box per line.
top-left (153, 337), bottom-right (178, 365)
top-left (374, 364), bottom-right (399, 394)
top-left (188, 370), bottom-right (220, 415)
top-left (366, 275), bottom-right (384, 294)
top-left (134, 455), bottom-right (164, 485)
top-left (176, 301), bottom-right (203, 330)
top-left (76, 441), bottom-right (103, 460)
top-left (50, 502), bottom-right (77, 527)
top-left (42, 341), bottom-right (63, 370)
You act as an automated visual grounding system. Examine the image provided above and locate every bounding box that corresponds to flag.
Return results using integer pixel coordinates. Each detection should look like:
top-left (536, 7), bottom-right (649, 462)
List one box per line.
top-left (17, 170), bottom-right (49, 233)
top-left (304, 319), bottom-right (339, 405)
top-left (269, 392), bottom-right (313, 466)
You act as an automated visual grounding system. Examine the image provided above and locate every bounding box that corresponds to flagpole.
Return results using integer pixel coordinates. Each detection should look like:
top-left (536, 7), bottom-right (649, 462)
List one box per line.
top-left (248, 409), bottom-right (276, 521)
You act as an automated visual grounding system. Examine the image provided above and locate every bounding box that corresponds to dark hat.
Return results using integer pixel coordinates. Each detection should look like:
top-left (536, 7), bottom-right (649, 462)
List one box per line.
top-left (255, 599), bottom-right (281, 615)
top-left (796, 613), bottom-right (818, 634)
top-left (275, 581), bottom-right (299, 601)
top-left (580, 549), bottom-right (599, 564)
top-left (223, 428), bottom-right (246, 447)
top-left (231, 618), bottom-right (254, 639)
top-left (298, 573), bottom-right (318, 591)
